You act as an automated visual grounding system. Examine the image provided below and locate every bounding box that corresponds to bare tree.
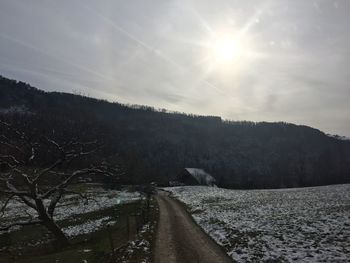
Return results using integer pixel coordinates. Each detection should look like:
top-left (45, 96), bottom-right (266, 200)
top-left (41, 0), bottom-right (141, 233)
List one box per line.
top-left (0, 120), bottom-right (117, 247)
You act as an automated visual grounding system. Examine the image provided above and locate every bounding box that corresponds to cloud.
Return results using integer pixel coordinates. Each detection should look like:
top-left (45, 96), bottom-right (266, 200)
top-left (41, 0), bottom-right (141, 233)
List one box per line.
top-left (0, 0), bottom-right (349, 136)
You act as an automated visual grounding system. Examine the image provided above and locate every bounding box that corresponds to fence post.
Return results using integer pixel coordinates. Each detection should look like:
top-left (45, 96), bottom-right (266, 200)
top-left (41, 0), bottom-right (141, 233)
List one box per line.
top-left (126, 216), bottom-right (130, 240)
top-left (141, 208), bottom-right (146, 224)
top-left (136, 216), bottom-right (140, 234)
top-left (107, 225), bottom-right (115, 259)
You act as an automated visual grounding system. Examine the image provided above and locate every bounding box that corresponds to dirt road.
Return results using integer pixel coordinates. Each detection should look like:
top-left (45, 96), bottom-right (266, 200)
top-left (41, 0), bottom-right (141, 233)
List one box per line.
top-left (154, 191), bottom-right (233, 263)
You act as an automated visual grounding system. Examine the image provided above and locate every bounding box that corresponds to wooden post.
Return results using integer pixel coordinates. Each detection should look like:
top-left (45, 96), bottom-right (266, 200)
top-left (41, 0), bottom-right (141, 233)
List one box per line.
top-left (126, 216), bottom-right (130, 240)
top-left (107, 226), bottom-right (115, 259)
top-left (141, 209), bottom-right (146, 224)
top-left (147, 194), bottom-right (150, 210)
top-left (136, 216), bottom-right (140, 234)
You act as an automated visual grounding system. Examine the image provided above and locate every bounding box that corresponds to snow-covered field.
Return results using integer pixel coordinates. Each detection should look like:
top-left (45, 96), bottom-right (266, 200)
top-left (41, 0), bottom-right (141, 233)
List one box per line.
top-left (166, 184), bottom-right (350, 262)
top-left (0, 187), bottom-right (141, 237)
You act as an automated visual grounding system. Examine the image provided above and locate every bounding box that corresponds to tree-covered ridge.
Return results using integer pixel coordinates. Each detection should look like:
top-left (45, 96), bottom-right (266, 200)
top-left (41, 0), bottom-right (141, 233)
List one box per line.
top-left (1, 75), bottom-right (349, 188)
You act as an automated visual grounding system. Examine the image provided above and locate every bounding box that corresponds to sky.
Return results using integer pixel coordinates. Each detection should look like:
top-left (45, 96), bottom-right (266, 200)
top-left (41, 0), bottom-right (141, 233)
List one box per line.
top-left (0, 0), bottom-right (349, 136)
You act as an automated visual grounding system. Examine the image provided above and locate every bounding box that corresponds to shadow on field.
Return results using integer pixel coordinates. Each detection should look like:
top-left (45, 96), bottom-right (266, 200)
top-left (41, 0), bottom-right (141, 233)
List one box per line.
top-left (0, 200), bottom-right (154, 263)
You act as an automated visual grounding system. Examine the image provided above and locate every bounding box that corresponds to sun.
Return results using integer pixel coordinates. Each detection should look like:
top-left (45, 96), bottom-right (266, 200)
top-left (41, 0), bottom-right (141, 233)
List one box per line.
top-left (212, 35), bottom-right (242, 62)
top-left (200, 29), bottom-right (258, 72)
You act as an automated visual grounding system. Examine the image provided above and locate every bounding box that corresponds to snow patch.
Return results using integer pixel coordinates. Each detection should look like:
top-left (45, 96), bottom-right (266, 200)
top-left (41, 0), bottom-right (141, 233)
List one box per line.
top-left (166, 184), bottom-right (350, 262)
top-left (0, 188), bottom-right (140, 234)
top-left (62, 217), bottom-right (113, 237)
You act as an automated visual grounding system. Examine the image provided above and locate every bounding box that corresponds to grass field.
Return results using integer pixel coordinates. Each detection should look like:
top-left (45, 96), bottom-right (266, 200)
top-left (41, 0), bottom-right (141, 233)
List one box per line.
top-left (166, 184), bottom-right (350, 262)
top-left (0, 185), bottom-right (148, 263)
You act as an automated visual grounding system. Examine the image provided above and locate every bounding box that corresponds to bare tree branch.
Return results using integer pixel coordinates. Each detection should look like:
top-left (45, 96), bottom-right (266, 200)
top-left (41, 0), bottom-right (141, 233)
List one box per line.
top-left (44, 137), bottom-right (64, 156)
top-left (40, 168), bottom-right (111, 199)
top-left (4, 180), bottom-right (37, 210)
top-left (0, 120), bottom-right (36, 164)
top-left (1, 165), bottom-right (33, 186)
top-left (18, 195), bottom-right (37, 211)
top-left (28, 145), bottom-right (35, 163)
top-left (13, 168), bottom-right (33, 185)
top-left (47, 189), bottom-right (90, 218)
top-left (0, 194), bottom-right (14, 217)
top-left (0, 120), bottom-right (117, 246)
top-left (0, 154), bottom-right (22, 165)
top-left (0, 139), bottom-right (26, 155)
top-left (47, 189), bottom-right (64, 218)
top-left (0, 160), bottom-right (15, 170)
top-left (32, 158), bottom-right (65, 184)
top-left (32, 138), bottom-right (101, 184)
top-left (24, 209), bottom-right (34, 221)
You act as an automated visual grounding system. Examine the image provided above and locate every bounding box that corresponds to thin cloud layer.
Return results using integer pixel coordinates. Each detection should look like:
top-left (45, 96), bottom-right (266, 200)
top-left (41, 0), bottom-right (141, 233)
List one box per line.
top-left (0, 0), bottom-right (349, 136)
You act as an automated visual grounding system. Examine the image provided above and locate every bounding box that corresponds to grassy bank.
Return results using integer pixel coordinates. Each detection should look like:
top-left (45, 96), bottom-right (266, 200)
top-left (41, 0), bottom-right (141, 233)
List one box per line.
top-left (0, 186), bottom-right (147, 263)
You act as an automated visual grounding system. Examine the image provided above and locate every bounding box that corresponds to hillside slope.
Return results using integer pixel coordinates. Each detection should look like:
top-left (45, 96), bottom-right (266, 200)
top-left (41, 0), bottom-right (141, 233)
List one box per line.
top-left (0, 75), bottom-right (349, 188)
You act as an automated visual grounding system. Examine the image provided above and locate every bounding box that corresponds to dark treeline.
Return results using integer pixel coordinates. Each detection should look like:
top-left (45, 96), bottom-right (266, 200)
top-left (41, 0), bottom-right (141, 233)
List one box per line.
top-left (1, 75), bottom-right (349, 189)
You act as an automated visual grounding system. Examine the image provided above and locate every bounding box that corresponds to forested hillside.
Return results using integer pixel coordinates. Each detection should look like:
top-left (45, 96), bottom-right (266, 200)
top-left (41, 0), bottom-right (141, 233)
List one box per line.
top-left (1, 75), bottom-right (349, 188)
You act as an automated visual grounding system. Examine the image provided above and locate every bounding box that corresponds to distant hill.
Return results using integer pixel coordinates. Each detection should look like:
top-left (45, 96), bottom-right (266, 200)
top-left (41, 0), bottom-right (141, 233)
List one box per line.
top-left (1, 75), bottom-right (349, 188)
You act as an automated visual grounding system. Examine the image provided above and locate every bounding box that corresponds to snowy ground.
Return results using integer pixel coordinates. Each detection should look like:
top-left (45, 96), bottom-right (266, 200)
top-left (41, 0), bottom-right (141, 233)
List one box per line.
top-left (166, 184), bottom-right (350, 262)
top-left (116, 223), bottom-right (153, 263)
top-left (115, 198), bottom-right (159, 263)
top-left (0, 187), bottom-right (141, 237)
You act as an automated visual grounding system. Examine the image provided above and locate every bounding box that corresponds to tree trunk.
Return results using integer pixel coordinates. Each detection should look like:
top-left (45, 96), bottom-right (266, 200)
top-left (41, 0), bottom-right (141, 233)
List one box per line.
top-left (35, 198), bottom-right (70, 248)
top-left (43, 219), bottom-right (70, 248)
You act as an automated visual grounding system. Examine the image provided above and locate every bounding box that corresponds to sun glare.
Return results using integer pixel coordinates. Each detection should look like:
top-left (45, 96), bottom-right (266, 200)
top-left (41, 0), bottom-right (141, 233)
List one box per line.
top-left (212, 36), bottom-right (241, 62)
top-left (201, 29), bottom-right (258, 73)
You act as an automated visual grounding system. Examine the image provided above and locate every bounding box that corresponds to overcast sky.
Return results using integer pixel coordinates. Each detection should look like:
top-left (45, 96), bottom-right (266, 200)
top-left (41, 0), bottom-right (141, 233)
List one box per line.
top-left (0, 0), bottom-right (349, 136)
